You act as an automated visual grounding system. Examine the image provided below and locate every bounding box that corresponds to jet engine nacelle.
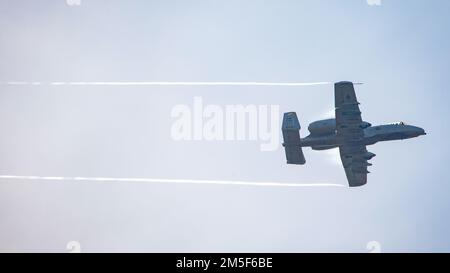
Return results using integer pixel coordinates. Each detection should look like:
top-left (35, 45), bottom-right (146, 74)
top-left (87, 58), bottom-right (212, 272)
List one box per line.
top-left (308, 119), bottom-right (371, 136)
top-left (308, 119), bottom-right (336, 136)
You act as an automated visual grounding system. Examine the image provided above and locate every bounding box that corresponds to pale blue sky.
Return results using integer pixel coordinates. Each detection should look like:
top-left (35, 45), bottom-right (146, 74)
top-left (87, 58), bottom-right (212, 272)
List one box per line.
top-left (0, 0), bottom-right (449, 252)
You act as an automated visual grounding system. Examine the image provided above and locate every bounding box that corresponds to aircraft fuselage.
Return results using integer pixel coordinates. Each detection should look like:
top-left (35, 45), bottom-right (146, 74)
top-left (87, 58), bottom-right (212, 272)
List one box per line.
top-left (301, 123), bottom-right (426, 150)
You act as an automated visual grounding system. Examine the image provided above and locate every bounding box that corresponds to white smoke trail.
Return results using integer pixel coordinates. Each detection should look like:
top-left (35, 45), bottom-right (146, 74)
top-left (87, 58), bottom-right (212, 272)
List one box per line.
top-left (0, 80), bottom-right (343, 188)
top-left (2, 81), bottom-right (332, 87)
top-left (0, 175), bottom-right (344, 188)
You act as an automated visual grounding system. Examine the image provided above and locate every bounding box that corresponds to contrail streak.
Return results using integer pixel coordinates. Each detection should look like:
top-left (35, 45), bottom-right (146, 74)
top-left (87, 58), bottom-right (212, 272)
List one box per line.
top-left (2, 81), bottom-right (332, 87)
top-left (0, 175), bottom-right (344, 188)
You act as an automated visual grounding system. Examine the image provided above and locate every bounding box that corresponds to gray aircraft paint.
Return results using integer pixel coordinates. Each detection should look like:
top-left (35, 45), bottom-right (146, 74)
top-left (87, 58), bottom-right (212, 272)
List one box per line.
top-left (282, 82), bottom-right (426, 187)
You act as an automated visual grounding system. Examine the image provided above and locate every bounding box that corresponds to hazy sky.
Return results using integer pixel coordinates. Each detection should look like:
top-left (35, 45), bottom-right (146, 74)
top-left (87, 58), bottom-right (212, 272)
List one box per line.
top-left (0, 0), bottom-right (449, 252)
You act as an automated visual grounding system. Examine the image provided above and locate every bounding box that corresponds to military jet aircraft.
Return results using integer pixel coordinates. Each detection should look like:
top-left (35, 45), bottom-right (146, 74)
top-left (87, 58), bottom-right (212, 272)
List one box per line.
top-left (282, 81), bottom-right (426, 187)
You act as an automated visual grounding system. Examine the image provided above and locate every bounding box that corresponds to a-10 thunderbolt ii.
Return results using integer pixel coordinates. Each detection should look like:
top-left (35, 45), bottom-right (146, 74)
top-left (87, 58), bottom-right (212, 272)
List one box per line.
top-left (282, 81), bottom-right (426, 187)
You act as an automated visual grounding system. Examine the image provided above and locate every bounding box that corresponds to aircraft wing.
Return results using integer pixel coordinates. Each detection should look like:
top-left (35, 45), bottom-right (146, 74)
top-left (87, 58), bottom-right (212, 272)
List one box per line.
top-left (335, 82), bottom-right (364, 140)
top-left (339, 144), bottom-right (369, 187)
top-left (335, 82), bottom-right (369, 187)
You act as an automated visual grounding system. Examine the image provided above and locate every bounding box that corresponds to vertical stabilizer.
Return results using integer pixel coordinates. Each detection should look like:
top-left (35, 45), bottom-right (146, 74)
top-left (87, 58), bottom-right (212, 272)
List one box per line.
top-left (282, 112), bottom-right (306, 165)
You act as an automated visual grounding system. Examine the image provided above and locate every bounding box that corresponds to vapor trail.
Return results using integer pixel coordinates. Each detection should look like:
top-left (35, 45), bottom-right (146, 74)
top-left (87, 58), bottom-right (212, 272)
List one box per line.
top-left (0, 175), bottom-right (344, 188)
top-left (2, 81), bottom-right (332, 87)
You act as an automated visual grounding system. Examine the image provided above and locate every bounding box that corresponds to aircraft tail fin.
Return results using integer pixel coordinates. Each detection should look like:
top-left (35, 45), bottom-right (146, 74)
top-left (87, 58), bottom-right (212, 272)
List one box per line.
top-left (282, 112), bottom-right (306, 165)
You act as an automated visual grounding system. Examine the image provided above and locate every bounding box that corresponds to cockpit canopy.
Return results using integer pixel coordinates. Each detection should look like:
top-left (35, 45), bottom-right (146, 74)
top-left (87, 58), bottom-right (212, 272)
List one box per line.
top-left (393, 121), bottom-right (407, 126)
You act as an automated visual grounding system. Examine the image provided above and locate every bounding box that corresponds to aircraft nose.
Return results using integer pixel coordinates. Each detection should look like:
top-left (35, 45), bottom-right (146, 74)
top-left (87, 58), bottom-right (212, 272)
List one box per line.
top-left (416, 127), bottom-right (426, 136)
